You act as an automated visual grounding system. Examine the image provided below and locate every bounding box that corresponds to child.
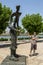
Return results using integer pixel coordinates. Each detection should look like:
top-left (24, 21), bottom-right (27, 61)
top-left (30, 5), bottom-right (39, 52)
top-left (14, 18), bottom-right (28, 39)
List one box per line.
top-left (30, 34), bottom-right (37, 56)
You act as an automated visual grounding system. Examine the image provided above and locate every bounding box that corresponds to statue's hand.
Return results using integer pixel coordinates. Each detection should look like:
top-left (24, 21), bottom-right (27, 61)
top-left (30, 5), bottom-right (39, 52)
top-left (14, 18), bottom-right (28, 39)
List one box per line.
top-left (18, 29), bottom-right (20, 31)
top-left (16, 29), bottom-right (20, 32)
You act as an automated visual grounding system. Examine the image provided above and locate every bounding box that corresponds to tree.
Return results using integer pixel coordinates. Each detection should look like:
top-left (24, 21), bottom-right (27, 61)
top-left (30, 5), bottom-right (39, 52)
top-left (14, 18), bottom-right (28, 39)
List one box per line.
top-left (0, 3), bottom-right (12, 34)
top-left (22, 13), bottom-right (42, 35)
top-left (18, 26), bottom-right (25, 34)
top-left (41, 22), bottom-right (43, 32)
top-left (17, 26), bottom-right (25, 35)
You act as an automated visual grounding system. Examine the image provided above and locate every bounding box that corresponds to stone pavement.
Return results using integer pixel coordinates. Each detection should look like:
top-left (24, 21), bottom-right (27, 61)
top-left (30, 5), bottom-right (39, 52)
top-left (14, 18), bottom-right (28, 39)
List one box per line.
top-left (0, 42), bottom-right (43, 65)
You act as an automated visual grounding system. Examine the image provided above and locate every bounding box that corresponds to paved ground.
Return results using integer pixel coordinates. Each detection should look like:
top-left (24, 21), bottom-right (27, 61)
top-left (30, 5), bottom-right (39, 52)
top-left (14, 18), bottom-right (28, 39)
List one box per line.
top-left (0, 41), bottom-right (43, 65)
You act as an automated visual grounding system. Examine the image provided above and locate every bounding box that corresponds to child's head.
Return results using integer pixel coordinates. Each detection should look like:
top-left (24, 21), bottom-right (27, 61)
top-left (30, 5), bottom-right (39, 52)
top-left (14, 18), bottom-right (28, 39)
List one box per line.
top-left (31, 35), bottom-right (35, 40)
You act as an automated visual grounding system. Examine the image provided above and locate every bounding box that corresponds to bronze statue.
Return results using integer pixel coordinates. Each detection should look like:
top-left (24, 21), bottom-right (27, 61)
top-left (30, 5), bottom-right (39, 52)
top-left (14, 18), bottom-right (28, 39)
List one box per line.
top-left (9, 5), bottom-right (21, 60)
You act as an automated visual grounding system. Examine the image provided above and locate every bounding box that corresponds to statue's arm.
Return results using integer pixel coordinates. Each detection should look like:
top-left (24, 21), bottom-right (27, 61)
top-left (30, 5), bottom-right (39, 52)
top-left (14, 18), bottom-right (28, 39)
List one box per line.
top-left (11, 13), bottom-right (16, 17)
top-left (9, 26), bottom-right (20, 32)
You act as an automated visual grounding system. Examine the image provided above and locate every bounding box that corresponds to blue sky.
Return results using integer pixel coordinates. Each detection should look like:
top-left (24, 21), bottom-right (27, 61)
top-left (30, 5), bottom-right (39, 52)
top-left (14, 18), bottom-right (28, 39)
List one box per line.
top-left (0, 0), bottom-right (43, 28)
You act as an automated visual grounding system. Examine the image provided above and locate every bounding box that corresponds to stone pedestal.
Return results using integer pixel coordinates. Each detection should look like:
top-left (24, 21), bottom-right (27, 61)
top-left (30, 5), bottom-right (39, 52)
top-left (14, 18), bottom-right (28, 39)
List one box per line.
top-left (1, 55), bottom-right (26, 65)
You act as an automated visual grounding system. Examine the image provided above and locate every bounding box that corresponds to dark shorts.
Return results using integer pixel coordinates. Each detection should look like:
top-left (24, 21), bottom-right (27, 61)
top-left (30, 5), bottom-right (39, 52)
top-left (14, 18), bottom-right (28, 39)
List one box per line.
top-left (31, 44), bottom-right (37, 50)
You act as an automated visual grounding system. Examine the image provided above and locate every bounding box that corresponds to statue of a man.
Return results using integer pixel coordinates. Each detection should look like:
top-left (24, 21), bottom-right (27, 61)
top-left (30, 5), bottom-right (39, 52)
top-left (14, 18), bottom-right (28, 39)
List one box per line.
top-left (9, 26), bottom-right (20, 57)
top-left (9, 5), bottom-right (21, 60)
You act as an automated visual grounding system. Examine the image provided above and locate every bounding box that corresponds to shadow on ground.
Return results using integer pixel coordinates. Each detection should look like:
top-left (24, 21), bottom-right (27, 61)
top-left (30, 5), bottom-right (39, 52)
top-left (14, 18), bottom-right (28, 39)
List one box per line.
top-left (0, 44), bottom-right (10, 48)
top-left (29, 53), bottom-right (39, 57)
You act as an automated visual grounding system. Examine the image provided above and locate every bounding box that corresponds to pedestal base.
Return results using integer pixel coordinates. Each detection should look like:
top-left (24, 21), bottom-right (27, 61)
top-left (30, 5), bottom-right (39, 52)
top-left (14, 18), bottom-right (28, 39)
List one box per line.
top-left (1, 55), bottom-right (26, 65)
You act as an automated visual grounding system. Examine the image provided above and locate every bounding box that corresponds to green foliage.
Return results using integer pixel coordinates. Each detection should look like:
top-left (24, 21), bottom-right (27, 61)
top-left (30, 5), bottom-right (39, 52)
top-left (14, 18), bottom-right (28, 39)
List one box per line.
top-left (18, 26), bottom-right (25, 34)
top-left (16, 26), bottom-right (25, 35)
top-left (18, 37), bottom-right (30, 40)
top-left (20, 28), bottom-right (25, 34)
top-left (41, 22), bottom-right (43, 32)
top-left (22, 13), bottom-right (42, 34)
top-left (0, 38), bottom-right (8, 41)
top-left (0, 3), bottom-right (12, 34)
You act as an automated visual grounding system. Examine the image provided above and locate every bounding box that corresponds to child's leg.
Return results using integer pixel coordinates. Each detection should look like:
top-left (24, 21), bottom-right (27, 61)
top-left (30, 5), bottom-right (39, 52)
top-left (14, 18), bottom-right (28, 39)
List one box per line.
top-left (33, 49), bottom-right (35, 54)
top-left (33, 44), bottom-right (36, 54)
top-left (30, 49), bottom-right (32, 54)
top-left (29, 50), bottom-right (32, 56)
top-left (30, 44), bottom-right (33, 54)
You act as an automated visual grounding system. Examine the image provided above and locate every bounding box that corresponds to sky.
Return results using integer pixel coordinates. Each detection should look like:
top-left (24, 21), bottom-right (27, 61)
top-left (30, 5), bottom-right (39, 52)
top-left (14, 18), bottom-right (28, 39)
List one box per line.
top-left (0, 0), bottom-right (43, 31)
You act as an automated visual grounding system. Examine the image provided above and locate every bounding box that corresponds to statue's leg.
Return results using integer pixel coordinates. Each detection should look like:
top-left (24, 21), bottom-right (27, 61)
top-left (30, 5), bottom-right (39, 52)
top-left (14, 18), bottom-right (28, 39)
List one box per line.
top-left (11, 41), bottom-right (17, 57)
top-left (15, 35), bottom-right (17, 48)
top-left (11, 48), bottom-right (13, 56)
top-left (10, 48), bottom-right (19, 60)
top-left (11, 48), bottom-right (16, 56)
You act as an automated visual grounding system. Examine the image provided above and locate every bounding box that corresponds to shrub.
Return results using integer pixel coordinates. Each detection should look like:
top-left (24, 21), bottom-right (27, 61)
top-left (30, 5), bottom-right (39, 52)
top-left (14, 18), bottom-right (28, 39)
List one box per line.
top-left (0, 38), bottom-right (8, 41)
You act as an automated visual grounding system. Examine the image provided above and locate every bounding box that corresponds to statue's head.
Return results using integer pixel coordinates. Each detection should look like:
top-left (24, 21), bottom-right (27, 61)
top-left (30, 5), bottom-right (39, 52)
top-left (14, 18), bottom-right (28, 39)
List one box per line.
top-left (16, 5), bottom-right (20, 11)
